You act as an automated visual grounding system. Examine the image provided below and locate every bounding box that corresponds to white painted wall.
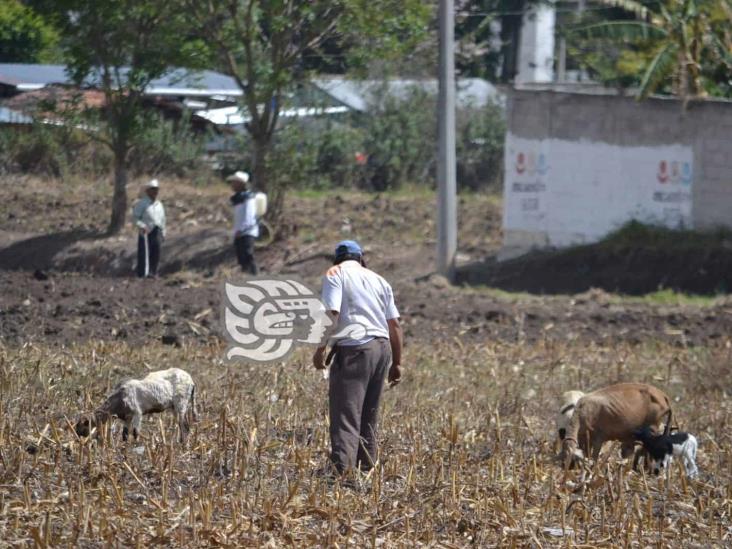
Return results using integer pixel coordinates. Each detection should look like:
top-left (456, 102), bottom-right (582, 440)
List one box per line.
top-left (503, 133), bottom-right (694, 251)
top-left (516, 6), bottom-right (556, 84)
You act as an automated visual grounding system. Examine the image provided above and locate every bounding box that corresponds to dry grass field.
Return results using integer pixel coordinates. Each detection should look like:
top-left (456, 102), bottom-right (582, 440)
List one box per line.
top-left (0, 337), bottom-right (730, 547)
top-left (1, 177), bottom-right (732, 546)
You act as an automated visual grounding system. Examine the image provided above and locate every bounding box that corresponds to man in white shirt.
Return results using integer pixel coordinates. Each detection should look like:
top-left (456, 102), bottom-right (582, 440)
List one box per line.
top-left (227, 171), bottom-right (259, 275)
top-left (313, 240), bottom-right (403, 475)
top-left (131, 179), bottom-right (166, 278)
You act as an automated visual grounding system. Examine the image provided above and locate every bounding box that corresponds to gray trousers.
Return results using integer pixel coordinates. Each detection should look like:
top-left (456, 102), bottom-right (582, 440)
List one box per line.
top-left (329, 338), bottom-right (391, 473)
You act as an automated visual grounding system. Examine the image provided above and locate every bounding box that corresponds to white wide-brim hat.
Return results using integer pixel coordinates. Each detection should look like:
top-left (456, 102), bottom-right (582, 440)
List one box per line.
top-left (227, 171), bottom-right (250, 184)
top-left (146, 179), bottom-right (160, 189)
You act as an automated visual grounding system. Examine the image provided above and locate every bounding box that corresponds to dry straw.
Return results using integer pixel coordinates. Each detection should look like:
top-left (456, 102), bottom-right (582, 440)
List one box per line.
top-left (0, 338), bottom-right (730, 546)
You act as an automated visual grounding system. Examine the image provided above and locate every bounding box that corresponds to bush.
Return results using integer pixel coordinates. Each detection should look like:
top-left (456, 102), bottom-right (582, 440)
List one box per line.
top-left (271, 87), bottom-right (507, 192)
top-left (361, 87), bottom-right (436, 191)
top-left (0, 123), bottom-right (110, 177)
top-left (315, 121), bottom-right (367, 188)
top-left (0, 111), bottom-right (209, 180)
top-left (128, 112), bottom-right (209, 179)
top-left (456, 100), bottom-right (506, 190)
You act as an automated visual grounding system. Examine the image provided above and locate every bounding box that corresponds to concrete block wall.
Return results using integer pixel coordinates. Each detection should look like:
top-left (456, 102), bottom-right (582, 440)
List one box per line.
top-left (502, 89), bottom-right (732, 255)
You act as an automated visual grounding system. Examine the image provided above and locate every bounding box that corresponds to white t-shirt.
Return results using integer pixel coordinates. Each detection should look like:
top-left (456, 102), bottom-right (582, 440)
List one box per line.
top-left (233, 194), bottom-right (259, 238)
top-left (321, 260), bottom-right (399, 346)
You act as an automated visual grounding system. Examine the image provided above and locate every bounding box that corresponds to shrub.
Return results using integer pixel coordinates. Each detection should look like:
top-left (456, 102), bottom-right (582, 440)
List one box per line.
top-left (361, 87), bottom-right (436, 191)
top-left (0, 111), bottom-right (209, 180)
top-left (0, 123), bottom-right (109, 177)
top-left (456, 100), bottom-right (506, 190)
top-left (128, 112), bottom-right (210, 179)
top-left (314, 120), bottom-right (367, 188)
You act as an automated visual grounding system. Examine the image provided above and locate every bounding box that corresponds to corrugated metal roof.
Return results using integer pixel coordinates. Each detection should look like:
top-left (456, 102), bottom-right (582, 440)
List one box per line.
top-left (196, 105), bottom-right (349, 126)
top-left (312, 77), bottom-right (504, 112)
top-left (0, 106), bottom-right (33, 124)
top-left (0, 64), bottom-right (68, 90)
top-left (0, 64), bottom-right (242, 96)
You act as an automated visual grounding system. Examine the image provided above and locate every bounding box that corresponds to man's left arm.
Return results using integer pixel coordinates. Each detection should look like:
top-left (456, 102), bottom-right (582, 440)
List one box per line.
top-left (387, 318), bottom-right (403, 385)
top-left (384, 283), bottom-right (402, 385)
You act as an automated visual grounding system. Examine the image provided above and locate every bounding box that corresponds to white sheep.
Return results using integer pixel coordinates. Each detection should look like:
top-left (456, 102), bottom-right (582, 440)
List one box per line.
top-left (75, 368), bottom-right (198, 443)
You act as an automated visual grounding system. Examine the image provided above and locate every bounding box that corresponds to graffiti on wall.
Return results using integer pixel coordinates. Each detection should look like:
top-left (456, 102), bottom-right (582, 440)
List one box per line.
top-left (503, 134), bottom-right (694, 247)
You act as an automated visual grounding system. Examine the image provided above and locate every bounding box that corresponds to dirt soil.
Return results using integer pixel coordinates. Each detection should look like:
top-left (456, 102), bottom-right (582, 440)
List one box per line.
top-left (456, 239), bottom-right (732, 295)
top-left (2, 176), bottom-right (732, 348)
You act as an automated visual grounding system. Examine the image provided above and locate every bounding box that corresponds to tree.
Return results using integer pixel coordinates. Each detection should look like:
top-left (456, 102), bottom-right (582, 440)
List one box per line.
top-left (0, 0), bottom-right (59, 62)
top-left (53, 1), bottom-right (207, 234)
top-left (186, 0), bottom-right (430, 219)
top-left (571, 0), bottom-right (732, 101)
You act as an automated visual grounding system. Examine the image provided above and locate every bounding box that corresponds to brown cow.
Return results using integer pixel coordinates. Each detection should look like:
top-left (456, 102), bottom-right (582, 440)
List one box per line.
top-left (561, 382), bottom-right (672, 469)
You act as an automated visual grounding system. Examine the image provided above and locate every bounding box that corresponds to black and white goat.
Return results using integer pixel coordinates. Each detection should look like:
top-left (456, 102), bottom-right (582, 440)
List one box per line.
top-left (634, 426), bottom-right (699, 479)
top-left (75, 368), bottom-right (198, 443)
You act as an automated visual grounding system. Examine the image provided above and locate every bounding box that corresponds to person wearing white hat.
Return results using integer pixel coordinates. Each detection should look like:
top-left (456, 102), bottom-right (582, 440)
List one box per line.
top-left (131, 179), bottom-right (166, 278)
top-left (227, 171), bottom-right (259, 274)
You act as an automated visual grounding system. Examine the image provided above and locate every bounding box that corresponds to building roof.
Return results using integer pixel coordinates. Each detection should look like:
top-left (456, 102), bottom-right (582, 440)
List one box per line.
top-left (0, 63), bottom-right (242, 97)
top-left (3, 86), bottom-right (106, 113)
top-left (312, 77), bottom-right (504, 112)
top-left (0, 106), bottom-right (33, 124)
top-left (196, 105), bottom-right (350, 126)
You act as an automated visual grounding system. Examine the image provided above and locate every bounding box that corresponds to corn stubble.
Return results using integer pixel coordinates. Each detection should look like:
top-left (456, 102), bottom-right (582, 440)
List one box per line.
top-left (0, 338), bottom-right (730, 547)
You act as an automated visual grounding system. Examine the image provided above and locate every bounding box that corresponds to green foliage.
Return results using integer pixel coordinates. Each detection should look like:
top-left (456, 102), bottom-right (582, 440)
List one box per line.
top-left (224, 89), bottom-right (505, 193)
top-left (339, 0), bottom-right (433, 72)
top-left (0, 0), bottom-right (60, 62)
top-left (569, 0), bottom-right (732, 99)
top-left (55, 0), bottom-right (206, 147)
top-left (128, 113), bottom-right (209, 179)
top-left (187, 0), bottom-right (432, 221)
top-left (0, 114), bottom-right (209, 180)
top-left (361, 87), bottom-right (436, 191)
top-left (49, 0), bottom-right (208, 232)
top-left (0, 125), bottom-right (110, 177)
top-left (314, 121), bottom-right (367, 188)
top-left (456, 100), bottom-right (506, 190)
top-left (600, 219), bottom-right (732, 252)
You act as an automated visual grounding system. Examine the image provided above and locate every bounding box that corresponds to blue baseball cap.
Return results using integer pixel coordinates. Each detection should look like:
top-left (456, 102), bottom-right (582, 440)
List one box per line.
top-left (334, 240), bottom-right (363, 259)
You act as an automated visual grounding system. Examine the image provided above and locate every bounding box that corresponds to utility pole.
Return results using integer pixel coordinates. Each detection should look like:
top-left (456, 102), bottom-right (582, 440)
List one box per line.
top-left (437, 0), bottom-right (457, 279)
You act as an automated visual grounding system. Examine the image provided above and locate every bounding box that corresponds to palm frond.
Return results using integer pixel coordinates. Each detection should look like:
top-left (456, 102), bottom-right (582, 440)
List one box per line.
top-left (709, 34), bottom-right (732, 68)
top-left (593, 0), bottom-right (664, 25)
top-left (571, 21), bottom-right (668, 42)
top-left (638, 43), bottom-right (679, 98)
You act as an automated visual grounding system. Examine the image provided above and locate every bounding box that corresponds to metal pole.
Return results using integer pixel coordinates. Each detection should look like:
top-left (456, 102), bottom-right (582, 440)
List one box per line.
top-left (437, 0), bottom-right (457, 279)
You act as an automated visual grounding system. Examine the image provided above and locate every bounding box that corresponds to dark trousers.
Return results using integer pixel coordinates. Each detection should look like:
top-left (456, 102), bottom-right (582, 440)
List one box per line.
top-left (329, 338), bottom-right (391, 473)
top-left (136, 227), bottom-right (162, 278)
top-left (234, 234), bottom-right (258, 274)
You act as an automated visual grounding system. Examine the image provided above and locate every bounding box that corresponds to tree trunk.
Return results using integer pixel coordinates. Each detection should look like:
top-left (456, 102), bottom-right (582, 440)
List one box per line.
top-left (252, 137), bottom-right (269, 193)
top-left (108, 149), bottom-right (128, 235)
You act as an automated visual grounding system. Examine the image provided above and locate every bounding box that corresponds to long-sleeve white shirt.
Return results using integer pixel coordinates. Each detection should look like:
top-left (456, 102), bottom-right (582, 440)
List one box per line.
top-left (132, 196), bottom-right (166, 237)
top-left (232, 194), bottom-right (259, 238)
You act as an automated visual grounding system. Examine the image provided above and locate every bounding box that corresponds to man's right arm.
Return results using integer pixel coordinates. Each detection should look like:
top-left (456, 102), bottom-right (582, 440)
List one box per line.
top-left (131, 200), bottom-right (147, 231)
top-left (313, 271), bottom-right (342, 370)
